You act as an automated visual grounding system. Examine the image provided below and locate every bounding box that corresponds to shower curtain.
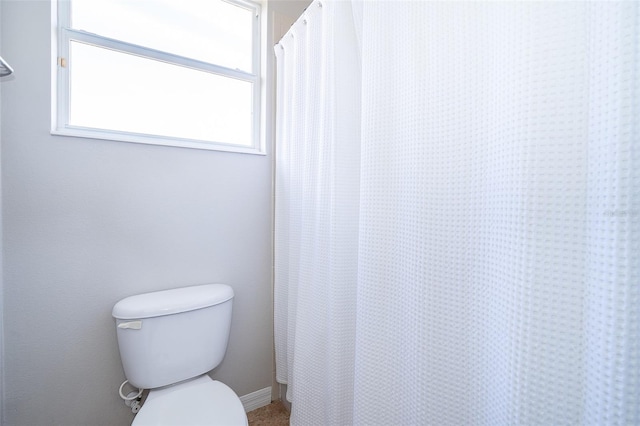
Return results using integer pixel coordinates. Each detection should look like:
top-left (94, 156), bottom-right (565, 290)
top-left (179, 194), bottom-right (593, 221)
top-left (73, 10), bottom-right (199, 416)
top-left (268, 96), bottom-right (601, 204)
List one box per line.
top-left (274, 1), bottom-right (639, 425)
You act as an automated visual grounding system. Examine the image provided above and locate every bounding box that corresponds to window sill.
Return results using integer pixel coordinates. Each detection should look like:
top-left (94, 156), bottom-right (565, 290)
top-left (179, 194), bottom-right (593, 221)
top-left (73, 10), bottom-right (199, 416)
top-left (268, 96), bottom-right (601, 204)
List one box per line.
top-left (51, 126), bottom-right (266, 155)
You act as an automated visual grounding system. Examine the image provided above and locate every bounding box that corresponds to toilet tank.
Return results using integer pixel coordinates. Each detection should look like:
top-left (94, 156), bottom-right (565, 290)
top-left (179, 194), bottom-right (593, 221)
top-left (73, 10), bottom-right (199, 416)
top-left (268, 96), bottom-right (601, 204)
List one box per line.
top-left (112, 284), bottom-right (234, 389)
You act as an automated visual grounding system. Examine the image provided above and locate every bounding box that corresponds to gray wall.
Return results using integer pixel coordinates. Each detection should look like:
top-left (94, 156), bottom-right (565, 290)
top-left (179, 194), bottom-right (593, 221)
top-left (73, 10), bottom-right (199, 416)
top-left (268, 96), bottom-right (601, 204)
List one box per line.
top-left (0, 0), bottom-right (4, 421)
top-left (1, 1), bottom-right (274, 425)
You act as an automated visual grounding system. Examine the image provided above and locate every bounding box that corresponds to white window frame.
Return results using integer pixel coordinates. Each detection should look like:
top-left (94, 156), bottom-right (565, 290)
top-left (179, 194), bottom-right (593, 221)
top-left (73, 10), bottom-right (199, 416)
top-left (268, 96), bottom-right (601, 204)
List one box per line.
top-left (51, 0), bottom-right (264, 155)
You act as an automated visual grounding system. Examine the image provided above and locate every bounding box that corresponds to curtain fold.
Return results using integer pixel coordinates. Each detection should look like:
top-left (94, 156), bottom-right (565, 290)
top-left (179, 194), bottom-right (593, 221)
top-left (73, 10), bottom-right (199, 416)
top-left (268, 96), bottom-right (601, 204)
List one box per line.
top-left (274, 2), bottom-right (361, 424)
top-left (275, 1), bottom-right (639, 425)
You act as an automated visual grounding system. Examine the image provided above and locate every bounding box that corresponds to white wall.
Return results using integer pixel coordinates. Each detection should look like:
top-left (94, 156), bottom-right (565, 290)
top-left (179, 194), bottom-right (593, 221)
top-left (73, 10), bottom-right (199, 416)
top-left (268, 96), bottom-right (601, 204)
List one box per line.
top-left (1, 1), bottom-right (274, 425)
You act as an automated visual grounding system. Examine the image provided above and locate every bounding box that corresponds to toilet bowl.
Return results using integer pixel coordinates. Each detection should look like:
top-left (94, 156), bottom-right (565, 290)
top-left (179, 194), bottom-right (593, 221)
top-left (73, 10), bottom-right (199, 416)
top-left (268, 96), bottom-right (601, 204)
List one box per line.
top-left (132, 375), bottom-right (247, 426)
top-left (113, 284), bottom-right (248, 426)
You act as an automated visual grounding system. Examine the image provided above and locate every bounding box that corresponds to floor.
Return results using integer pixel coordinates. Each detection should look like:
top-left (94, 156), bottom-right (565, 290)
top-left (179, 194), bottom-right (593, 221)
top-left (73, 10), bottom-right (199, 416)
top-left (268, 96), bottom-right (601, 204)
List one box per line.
top-left (247, 401), bottom-right (290, 426)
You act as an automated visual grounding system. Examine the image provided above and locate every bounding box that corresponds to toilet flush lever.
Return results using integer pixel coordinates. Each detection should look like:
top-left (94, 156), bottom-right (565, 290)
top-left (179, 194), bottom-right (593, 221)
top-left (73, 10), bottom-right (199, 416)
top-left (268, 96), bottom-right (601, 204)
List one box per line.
top-left (118, 320), bottom-right (142, 330)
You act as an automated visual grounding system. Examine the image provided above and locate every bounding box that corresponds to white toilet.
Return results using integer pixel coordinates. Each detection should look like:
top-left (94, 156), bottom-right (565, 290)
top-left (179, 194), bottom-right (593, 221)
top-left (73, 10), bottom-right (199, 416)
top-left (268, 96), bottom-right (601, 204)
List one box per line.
top-left (112, 284), bottom-right (248, 426)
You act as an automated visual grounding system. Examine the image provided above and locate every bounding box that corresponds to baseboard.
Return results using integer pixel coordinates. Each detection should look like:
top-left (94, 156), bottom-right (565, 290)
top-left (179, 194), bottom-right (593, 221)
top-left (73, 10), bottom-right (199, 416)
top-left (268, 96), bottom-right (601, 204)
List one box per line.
top-left (239, 387), bottom-right (272, 412)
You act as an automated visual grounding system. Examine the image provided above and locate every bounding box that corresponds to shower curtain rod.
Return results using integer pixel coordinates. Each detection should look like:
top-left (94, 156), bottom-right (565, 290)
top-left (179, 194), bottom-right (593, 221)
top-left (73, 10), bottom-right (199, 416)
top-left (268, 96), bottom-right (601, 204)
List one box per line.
top-left (0, 56), bottom-right (14, 77)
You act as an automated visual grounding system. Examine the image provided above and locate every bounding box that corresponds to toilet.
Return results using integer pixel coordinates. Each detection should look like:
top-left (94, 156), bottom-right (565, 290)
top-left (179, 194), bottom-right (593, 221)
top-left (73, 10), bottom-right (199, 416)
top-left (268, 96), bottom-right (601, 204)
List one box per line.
top-left (112, 284), bottom-right (248, 426)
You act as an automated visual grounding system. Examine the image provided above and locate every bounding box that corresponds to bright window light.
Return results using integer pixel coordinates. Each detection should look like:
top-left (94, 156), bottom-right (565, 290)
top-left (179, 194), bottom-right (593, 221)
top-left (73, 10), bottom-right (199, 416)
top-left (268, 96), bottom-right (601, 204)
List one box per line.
top-left (54, 0), bottom-right (262, 154)
top-left (71, 0), bottom-right (254, 72)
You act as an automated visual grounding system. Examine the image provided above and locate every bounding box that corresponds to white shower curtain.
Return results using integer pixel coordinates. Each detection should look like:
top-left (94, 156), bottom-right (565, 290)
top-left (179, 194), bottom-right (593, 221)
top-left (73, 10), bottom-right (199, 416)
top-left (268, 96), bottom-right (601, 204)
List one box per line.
top-left (275, 1), bottom-right (639, 425)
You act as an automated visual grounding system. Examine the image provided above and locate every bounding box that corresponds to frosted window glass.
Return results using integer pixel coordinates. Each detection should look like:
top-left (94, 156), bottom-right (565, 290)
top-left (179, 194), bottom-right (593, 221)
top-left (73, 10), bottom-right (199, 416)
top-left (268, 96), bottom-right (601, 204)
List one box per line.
top-left (71, 0), bottom-right (253, 72)
top-left (69, 41), bottom-right (253, 146)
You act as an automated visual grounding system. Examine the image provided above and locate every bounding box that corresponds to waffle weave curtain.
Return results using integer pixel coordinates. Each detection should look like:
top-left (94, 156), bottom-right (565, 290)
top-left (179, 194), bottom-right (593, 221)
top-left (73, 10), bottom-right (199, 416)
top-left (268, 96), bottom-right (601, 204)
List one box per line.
top-left (274, 2), bottom-right (639, 425)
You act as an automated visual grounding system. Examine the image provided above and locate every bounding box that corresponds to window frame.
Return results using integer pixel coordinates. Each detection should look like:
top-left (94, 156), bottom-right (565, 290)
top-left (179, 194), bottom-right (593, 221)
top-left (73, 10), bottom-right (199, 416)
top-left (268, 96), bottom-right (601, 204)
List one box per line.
top-left (52, 0), bottom-right (264, 154)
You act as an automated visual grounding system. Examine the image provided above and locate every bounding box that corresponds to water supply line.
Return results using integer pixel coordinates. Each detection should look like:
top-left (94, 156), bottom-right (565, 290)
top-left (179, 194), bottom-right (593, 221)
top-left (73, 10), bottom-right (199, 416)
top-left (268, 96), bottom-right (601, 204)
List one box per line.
top-left (119, 380), bottom-right (144, 414)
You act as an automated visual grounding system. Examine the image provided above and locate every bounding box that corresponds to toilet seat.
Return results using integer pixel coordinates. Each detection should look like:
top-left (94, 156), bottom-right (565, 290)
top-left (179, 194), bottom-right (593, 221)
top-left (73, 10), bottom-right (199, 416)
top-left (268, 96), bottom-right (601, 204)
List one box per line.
top-left (131, 375), bottom-right (248, 426)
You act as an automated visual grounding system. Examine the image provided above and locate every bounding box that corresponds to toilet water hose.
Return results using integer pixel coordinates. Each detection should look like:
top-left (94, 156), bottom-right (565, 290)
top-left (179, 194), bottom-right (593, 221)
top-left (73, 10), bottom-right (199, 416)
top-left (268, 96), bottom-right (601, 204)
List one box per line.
top-left (119, 380), bottom-right (144, 401)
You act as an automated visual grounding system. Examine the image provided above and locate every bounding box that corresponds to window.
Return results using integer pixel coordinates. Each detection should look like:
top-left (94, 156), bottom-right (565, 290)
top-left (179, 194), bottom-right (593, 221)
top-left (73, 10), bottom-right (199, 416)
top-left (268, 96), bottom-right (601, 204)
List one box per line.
top-left (53, 0), bottom-right (263, 154)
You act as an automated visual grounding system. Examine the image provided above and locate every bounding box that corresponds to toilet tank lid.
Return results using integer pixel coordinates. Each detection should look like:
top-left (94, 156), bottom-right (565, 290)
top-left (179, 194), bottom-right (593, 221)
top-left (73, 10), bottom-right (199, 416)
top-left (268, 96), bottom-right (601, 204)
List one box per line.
top-left (112, 284), bottom-right (234, 320)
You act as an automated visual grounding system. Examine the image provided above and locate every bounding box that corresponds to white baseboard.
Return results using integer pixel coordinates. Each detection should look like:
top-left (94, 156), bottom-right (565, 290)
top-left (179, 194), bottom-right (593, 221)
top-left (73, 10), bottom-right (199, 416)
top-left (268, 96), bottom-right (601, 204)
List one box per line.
top-left (240, 387), bottom-right (272, 412)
